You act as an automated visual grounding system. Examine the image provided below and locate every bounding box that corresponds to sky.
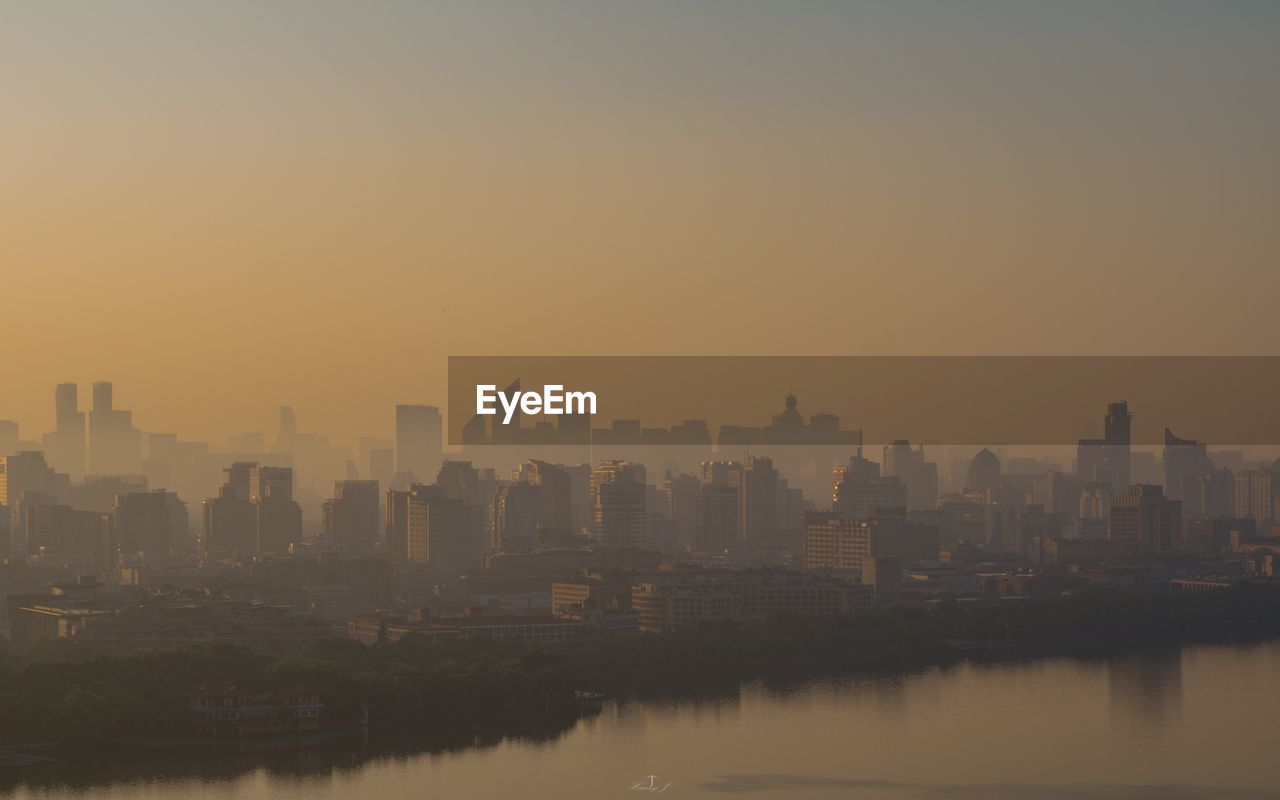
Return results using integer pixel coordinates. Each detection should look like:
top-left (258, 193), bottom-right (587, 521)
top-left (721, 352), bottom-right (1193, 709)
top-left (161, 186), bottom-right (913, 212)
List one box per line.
top-left (1, 1), bottom-right (1278, 444)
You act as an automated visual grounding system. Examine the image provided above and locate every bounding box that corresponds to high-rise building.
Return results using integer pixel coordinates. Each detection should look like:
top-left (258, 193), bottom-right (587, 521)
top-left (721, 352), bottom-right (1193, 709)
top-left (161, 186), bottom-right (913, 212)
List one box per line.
top-left (739, 456), bottom-right (779, 547)
top-left (526, 460), bottom-right (572, 534)
top-left (111, 490), bottom-right (187, 565)
top-left (1078, 401), bottom-right (1132, 492)
top-left (663, 472), bottom-right (700, 549)
top-left (1232, 469), bottom-right (1273, 529)
top-left (1018, 504), bottom-right (1067, 565)
top-left (1108, 484), bottom-right (1181, 556)
top-left (702, 461), bottom-right (742, 490)
top-left (592, 460), bottom-right (647, 549)
top-left (1079, 480), bottom-right (1112, 520)
top-left (322, 480), bottom-right (381, 556)
top-left (203, 486), bottom-right (257, 557)
top-left (0, 505), bottom-right (10, 559)
top-left (883, 441), bottom-right (939, 511)
top-left (202, 475), bottom-right (257, 558)
top-left (395, 404), bottom-right (442, 483)
top-left (26, 504), bottom-right (109, 565)
top-left (1032, 471), bottom-right (1072, 515)
top-left (202, 461), bottom-right (294, 556)
top-left (493, 481), bottom-right (546, 551)
top-left (695, 484), bottom-right (738, 553)
top-left (385, 488), bottom-right (412, 560)
top-left (368, 448), bottom-right (394, 488)
top-left (224, 461), bottom-right (257, 501)
top-left (238, 465), bottom-right (302, 555)
top-left (407, 485), bottom-right (482, 573)
top-left (0, 420), bottom-right (18, 458)
top-left (88, 381), bottom-right (142, 476)
top-left (834, 474), bottom-right (907, 521)
top-left (697, 464), bottom-right (742, 555)
top-left (967, 448), bottom-right (1001, 492)
top-left (277, 406), bottom-right (298, 451)
top-left (42, 383), bottom-right (86, 478)
top-left (1163, 427), bottom-right (1212, 502)
top-left (251, 465), bottom-right (294, 502)
top-left (803, 510), bottom-right (939, 572)
top-left (1182, 468), bottom-right (1235, 521)
top-left (933, 491), bottom-right (1002, 546)
top-left (0, 451), bottom-right (71, 555)
top-left (357, 436), bottom-right (394, 486)
top-left (437, 460), bottom-right (481, 505)
top-left (832, 450), bottom-right (879, 506)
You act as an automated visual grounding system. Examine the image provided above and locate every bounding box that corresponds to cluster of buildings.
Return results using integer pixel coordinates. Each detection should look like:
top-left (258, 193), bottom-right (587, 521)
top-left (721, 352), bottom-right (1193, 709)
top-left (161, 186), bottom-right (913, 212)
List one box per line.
top-left (4, 385), bottom-right (1280, 656)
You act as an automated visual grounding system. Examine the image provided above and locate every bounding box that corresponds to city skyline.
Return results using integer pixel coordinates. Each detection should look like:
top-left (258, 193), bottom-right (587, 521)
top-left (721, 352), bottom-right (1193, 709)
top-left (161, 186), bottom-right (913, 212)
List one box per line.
top-left (3, 4), bottom-right (1280, 795)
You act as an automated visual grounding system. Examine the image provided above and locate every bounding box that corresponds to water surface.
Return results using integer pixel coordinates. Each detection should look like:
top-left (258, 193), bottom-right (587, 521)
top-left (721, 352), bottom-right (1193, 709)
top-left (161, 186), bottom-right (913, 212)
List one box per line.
top-left (5, 641), bottom-right (1278, 799)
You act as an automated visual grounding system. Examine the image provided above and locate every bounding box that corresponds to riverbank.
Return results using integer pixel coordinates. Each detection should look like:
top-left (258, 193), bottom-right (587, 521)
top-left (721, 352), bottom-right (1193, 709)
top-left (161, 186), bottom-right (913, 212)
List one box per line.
top-left (2, 583), bottom-right (1278, 753)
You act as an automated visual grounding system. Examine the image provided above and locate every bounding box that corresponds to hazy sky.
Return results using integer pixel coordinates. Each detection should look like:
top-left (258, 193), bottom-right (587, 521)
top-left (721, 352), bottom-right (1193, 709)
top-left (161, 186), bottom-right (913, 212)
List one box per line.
top-left (2, 1), bottom-right (1277, 443)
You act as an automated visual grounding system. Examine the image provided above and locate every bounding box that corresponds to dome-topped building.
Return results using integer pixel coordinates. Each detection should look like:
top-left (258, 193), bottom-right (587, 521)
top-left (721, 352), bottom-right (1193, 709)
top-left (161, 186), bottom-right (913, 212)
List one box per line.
top-left (967, 448), bottom-right (1002, 492)
top-left (772, 394), bottom-right (804, 430)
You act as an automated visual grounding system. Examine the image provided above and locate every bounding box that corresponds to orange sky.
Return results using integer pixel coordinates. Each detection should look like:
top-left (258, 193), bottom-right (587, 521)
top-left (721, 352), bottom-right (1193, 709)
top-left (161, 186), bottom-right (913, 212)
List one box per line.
top-left (2, 3), bottom-right (1277, 444)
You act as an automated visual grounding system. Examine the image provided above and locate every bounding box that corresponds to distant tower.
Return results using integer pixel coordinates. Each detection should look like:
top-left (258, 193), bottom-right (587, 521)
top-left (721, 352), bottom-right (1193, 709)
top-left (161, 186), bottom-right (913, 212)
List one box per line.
top-left (92, 381), bottom-right (113, 413)
top-left (967, 448), bottom-right (1001, 492)
top-left (88, 381), bottom-right (141, 476)
top-left (43, 383), bottom-right (86, 478)
top-left (278, 406), bottom-right (297, 449)
top-left (322, 480), bottom-right (382, 556)
top-left (1077, 401), bottom-right (1133, 492)
top-left (395, 405), bottom-right (442, 483)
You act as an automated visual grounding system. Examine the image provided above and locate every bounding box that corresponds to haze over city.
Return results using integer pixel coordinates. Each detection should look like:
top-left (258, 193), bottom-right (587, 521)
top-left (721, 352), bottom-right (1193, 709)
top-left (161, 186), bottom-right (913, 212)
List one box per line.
top-left (4, 1), bottom-right (1280, 442)
top-left (4, 2), bottom-right (1280, 798)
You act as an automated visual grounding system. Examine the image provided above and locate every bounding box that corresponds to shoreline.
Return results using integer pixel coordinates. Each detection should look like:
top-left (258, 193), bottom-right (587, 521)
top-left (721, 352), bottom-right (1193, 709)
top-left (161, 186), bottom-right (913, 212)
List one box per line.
top-left (2, 585), bottom-right (1279, 770)
top-left (1, 633), bottom-right (1277, 792)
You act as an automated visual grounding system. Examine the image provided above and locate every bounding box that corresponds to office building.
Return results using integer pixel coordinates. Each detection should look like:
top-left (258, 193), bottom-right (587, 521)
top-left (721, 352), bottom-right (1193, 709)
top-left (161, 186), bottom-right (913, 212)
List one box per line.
top-left (395, 404), bottom-right (442, 483)
top-left (1109, 484), bottom-right (1181, 556)
top-left (322, 480), bottom-right (381, 556)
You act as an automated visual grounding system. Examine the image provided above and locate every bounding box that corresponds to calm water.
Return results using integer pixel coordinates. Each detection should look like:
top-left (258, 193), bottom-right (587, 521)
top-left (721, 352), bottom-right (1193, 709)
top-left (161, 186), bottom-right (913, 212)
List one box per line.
top-left (5, 641), bottom-right (1280, 800)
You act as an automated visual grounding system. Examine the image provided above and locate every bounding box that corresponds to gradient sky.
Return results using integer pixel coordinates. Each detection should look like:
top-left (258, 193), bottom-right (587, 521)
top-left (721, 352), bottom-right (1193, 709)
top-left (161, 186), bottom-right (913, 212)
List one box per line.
top-left (2, 1), bottom-right (1277, 444)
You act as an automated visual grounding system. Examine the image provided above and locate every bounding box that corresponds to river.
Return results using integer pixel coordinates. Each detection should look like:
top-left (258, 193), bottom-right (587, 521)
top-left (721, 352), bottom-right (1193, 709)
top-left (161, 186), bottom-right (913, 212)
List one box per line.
top-left (4, 640), bottom-right (1278, 799)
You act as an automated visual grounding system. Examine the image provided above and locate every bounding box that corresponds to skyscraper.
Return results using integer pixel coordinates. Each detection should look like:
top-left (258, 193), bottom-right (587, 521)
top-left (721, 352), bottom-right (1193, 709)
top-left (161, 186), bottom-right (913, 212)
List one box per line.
top-left (88, 381), bottom-right (142, 476)
top-left (1108, 484), bottom-right (1181, 556)
top-left (1078, 401), bottom-right (1132, 492)
top-left (202, 462), bottom-right (261, 557)
top-left (592, 460), bottom-right (647, 550)
top-left (526, 460), bottom-right (572, 534)
top-left (251, 466), bottom-right (294, 502)
top-left (663, 472), bottom-right (700, 549)
top-left (883, 441), bottom-right (939, 511)
top-left (42, 383), bottom-right (86, 479)
top-left (111, 490), bottom-right (187, 565)
top-left (322, 480), bottom-right (381, 556)
top-left (395, 404), bottom-right (442, 483)
top-left (1162, 427), bottom-right (1212, 502)
top-left (202, 483), bottom-right (258, 557)
top-left (407, 484), bottom-right (482, 572)
top-left (803, 511), bottom-right (939, 572)
top-left (0, 451), bottom-right (71, 556)
top-left (493, 481), bottom-right (547, 551)
top-left (27, 504), bottom-right (109, 565)
top-left (247, 465), bottom-right (302, 554)
top-left (967, 448), bottom-right (1001, 493)
top-left (0, 421), bottom-right (18, 458)
top-left (739, 456), bottom-right (779, 547)
top-left (1232, 469), bottom-right (1273, 529)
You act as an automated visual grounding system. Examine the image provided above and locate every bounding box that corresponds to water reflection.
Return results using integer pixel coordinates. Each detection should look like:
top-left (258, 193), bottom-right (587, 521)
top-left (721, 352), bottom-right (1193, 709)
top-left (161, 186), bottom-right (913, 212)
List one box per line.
top-left (1107, 648), bottom-right (1184, 738)
top-left (2, 642), bottom-right (1277, 800)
